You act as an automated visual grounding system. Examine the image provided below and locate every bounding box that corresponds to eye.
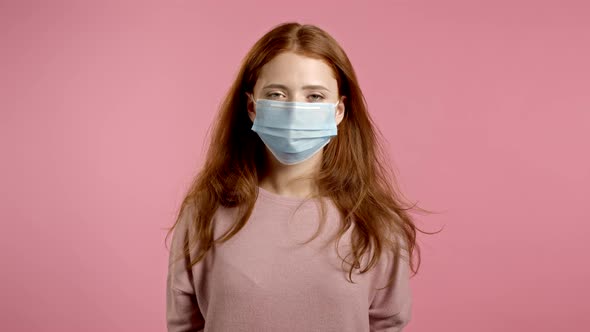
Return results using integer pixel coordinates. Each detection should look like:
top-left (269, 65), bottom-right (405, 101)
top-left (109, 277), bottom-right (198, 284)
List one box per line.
top-left (267, 91), bottom-right (286, 99)
top-left (308, 94), bottom-right (325, 102)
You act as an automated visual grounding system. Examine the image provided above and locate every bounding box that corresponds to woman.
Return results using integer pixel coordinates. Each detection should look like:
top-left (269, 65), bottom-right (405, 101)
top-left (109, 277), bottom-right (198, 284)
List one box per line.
top-left (166, 22), bottom-right (432, 332)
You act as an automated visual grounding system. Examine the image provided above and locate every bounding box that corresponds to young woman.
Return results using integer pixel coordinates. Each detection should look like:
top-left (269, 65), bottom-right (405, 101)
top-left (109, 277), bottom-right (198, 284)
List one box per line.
top-left (166, 22), bottom-right (432, 332)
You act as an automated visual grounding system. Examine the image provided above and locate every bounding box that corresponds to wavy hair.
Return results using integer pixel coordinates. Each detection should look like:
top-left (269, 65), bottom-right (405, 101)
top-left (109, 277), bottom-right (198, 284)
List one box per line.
top-left (166, 22), bottom-right (438, 285)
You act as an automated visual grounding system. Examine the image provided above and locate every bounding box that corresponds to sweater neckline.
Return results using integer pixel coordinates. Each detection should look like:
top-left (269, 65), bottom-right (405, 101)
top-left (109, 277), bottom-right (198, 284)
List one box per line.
top-left (256, 186), bottom-right (316, 206)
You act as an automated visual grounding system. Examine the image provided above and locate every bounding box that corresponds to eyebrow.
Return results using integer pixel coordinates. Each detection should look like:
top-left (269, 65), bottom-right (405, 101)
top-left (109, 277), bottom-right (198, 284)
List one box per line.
top-left (262, 83), bottom-right (330, 92)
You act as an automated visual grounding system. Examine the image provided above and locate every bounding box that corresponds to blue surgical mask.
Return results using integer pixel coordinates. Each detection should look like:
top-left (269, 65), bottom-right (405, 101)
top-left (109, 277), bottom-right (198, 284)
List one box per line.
top-left (250, 96), bottom-right (339, 165)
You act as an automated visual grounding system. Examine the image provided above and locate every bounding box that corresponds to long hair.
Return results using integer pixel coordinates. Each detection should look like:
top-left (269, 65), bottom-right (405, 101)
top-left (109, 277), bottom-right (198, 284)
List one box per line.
top-left (166, 22), bottom-right (438, 285)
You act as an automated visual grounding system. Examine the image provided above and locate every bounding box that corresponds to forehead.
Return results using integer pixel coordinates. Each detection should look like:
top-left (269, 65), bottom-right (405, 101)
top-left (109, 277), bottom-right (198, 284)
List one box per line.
top-left (255, 52), bottom-right (337, 89)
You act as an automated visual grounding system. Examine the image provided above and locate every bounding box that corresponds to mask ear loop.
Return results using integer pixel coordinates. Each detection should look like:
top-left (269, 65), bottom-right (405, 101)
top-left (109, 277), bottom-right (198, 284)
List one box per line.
top-left (247, 93), bottom-right (258, 121)
top-left (247, 92), bottom-right (257, 104)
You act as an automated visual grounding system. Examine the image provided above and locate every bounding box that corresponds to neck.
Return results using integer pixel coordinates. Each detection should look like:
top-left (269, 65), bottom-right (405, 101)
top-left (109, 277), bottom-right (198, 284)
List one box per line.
top-left (258, 150), bottom-right (323, 198)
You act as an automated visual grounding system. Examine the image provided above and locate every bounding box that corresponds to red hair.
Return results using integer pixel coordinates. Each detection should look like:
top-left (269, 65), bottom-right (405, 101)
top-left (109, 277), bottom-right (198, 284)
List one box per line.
top-left (166, 22), bottom-right (437, 285)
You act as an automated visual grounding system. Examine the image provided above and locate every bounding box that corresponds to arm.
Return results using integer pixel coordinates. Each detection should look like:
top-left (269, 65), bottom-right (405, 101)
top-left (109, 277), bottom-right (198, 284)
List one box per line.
top-left (166, 205), bottom-right (206, 332)
top-left (368, 244), bottom-right (413, 332)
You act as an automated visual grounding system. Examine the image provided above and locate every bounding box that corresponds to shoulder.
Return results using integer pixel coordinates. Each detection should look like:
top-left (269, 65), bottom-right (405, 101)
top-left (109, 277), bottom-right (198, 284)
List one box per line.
top-left (370, 232), bottom-right (411, 287)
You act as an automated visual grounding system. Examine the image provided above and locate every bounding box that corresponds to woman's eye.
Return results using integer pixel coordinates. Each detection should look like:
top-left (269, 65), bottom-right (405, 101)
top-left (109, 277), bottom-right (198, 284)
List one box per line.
top-left (268, 92), bottom-right (285, 99)
top-left (308, 94), bottom-right (325, 102)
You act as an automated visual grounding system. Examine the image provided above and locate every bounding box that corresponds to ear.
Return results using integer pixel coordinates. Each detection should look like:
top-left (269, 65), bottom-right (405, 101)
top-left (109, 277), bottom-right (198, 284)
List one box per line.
top-left (246, 93), bottom-right (256, 122)
top-left (335, 95), bottom-right (346, 125)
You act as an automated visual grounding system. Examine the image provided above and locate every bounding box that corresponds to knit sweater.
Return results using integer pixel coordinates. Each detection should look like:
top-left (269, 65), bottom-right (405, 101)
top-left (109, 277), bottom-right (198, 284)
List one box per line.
top-left (166, 186), bottom-right (412, 332)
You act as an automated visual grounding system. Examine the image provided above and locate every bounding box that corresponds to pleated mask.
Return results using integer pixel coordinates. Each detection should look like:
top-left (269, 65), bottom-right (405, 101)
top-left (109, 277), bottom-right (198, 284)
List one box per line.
top-left (250, 97), bottom-right (339, 165)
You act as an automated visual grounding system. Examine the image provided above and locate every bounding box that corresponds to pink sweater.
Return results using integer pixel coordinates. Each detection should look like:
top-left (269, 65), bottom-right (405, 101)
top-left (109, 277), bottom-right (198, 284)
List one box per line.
top-left (166, 186), bottom-right (412, 331)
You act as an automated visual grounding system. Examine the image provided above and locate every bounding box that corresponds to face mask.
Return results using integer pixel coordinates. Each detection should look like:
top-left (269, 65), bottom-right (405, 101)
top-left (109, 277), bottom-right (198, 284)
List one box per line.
top-left (249, 96), bottom-right (339, 165)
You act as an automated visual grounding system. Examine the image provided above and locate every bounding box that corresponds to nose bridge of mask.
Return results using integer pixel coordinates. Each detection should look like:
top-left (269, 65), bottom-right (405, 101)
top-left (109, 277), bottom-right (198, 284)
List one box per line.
top-left (252, 99), bottom-right (338, 131)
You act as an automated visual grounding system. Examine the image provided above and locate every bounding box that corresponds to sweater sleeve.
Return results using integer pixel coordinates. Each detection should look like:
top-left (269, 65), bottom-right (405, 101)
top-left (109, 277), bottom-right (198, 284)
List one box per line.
top-left (368, 243), bottom-right (413, 332)
top-left (166, 204), bottom-right (206, 332)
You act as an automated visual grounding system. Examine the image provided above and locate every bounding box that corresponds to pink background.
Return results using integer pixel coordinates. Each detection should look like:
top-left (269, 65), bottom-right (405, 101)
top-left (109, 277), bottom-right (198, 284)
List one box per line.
top-left (1, 0), bottom-right (589, 331)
